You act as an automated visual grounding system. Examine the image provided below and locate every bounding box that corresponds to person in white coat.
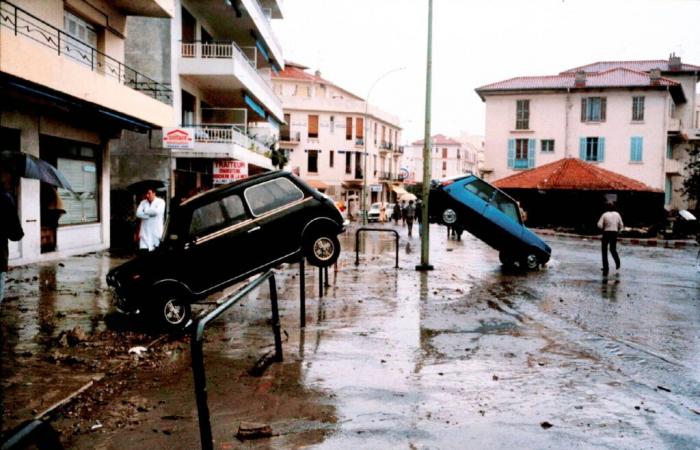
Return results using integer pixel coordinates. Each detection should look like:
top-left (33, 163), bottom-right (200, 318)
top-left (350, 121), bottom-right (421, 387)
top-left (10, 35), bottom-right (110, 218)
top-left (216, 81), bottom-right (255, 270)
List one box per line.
top-left (136, 188), bottom-right (165, 252)
top-left (597, 202), bottom-right (623, 275)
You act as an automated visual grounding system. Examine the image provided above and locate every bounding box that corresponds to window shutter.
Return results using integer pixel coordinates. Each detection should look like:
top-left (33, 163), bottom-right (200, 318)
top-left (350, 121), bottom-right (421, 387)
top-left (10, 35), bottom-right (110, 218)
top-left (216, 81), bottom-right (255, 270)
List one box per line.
top-left (581, 98), bottom-right (587, 122)
top-left (630, 137), bottom-right (635, 161)
top-left (598, 137), bottom-right (605, 161)
top-left (636, 137), bottom-right (643, 161)
top-left (579, 137), bottom-right (586, 160)
top-left (507, 139), bottom-right (515, 169)
top-left (528, 139), bottom-right (536, 168)
top-left (600, 98), bottom-right (607, 121)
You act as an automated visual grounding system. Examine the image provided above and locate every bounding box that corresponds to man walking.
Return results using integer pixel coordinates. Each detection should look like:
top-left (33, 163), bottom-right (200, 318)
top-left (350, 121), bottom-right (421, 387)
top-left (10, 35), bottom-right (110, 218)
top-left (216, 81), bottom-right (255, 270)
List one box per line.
top-left (597, 203), bottom-right (623, 276)
top-left (136, 188), bottom-right (166, 252)
top-left (1, 169), bottom-right (24, 304)
top-left (406, 200), bottom-right (416, 237)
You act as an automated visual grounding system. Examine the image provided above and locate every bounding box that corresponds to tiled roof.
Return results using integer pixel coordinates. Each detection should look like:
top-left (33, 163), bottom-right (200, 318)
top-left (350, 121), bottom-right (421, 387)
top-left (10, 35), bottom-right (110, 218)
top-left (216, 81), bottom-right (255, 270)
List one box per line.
top-left (273, 62), bottom-right (364, 101)
top-left (476, 68), bottom-right (679, 93)
top-left (412, 134), bottom-right (461, 146)
top-left (561, 60), bottom-right (700, 74)
top-left (493, 158), bottom-right (661, 192)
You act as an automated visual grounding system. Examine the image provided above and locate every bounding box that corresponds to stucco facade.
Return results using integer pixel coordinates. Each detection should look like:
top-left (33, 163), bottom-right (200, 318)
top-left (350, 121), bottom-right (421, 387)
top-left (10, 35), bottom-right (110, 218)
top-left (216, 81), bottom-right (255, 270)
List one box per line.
top-left (478, 58), bottom-right (699, 210)
top-left (403, 134), bottom-right (480, 185)
top-left (273, 64), bottom-right (403, 212)
top-left (1, 0), bottom-right (173, 265)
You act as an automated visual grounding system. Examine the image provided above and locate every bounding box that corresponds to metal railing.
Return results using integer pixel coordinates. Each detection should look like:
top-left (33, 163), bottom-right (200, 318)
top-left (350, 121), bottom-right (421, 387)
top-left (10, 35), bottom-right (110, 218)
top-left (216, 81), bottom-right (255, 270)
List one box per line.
top-left (378, 171), bottom-right (400, 181)
top-left (191, 125), bottom-right (272, 156)
top-left (0, 0), bottom-right (172, 105)
top-left (280, 130), bottom-right (300, 142)
top-left (191, 271), bottom-right (283, 450)
top-left (180, 40), bottom-right (277, 103)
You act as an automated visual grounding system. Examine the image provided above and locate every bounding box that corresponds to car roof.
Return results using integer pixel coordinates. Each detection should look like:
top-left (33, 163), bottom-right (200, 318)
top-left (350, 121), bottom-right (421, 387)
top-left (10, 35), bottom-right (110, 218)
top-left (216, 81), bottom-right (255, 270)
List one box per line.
top-left (180, 170), bottom-right (293, 208)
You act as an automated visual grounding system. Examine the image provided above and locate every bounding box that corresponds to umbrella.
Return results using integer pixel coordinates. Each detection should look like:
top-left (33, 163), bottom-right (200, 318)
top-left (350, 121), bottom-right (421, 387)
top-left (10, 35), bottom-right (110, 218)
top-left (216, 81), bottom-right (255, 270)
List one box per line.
top-left (127, 179), bottom-right (166, 194)
top-left (0, 151), bottom-right (73, 191)
top-left (399, 193), bottom-right (417, 202)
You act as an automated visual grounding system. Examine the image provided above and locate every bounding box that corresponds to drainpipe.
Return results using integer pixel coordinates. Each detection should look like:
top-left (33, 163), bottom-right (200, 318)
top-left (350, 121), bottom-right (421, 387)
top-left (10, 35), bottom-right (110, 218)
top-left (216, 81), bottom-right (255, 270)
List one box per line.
top-left (662, 86), bottom-right (669, 206)
top-left (564, 88), bottom-right (571, 157)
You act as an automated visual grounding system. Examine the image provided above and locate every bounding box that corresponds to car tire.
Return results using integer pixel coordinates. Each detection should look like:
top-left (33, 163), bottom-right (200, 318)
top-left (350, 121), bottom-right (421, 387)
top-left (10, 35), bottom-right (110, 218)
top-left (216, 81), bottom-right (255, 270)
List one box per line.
top-left (499, 252), bottom-right (518, 270)
top-left (442, 208), bottom-right (458, 226)
top-left (154, 296), bottom-right (191, 332)
top-left (521, 252), bottom-right (540, 271)
top-left (304, 232), bottom-right (341, 268)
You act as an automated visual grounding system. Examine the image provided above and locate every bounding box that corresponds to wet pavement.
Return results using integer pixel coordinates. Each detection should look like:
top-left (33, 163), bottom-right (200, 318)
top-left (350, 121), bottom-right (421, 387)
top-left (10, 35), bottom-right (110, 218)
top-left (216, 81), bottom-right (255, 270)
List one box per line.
top-left (1, 223), bottom-right (699, 449)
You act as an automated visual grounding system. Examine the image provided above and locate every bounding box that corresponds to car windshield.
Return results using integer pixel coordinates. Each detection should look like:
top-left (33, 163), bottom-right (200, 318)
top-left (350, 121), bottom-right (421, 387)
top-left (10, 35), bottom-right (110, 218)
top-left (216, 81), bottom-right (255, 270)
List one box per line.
top-left (464, 178), bottom-right (496, 202)
top-left (491, 191), bottom-right (521, 224)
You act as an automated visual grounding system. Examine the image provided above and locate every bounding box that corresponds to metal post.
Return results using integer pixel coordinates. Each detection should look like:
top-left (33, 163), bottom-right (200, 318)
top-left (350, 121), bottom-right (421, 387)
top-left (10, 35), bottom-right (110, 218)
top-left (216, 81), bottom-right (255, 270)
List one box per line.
top-left (268, 276), bottom-right (283, 361)
top-left (57, 31), bottom-right (60, 56)
top-left (324, 267), bottom-right (330, 288)
top-left (299, 258), bottom-right (306, 328)
top-left (191, 338), bottom-right (213, 450)
top-left (14, 6), bottom-right (18, 35)
top-left (318, 267), bottom-right (323, 298)
top-left (416, 0), bottom-right (434, 272)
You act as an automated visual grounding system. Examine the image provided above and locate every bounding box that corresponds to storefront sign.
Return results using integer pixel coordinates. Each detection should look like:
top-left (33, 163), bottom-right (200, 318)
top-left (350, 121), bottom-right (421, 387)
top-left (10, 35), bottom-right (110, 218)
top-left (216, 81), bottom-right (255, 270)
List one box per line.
top-left (162, 127), bottom-right (194, 149)
top-left (213, 160), bottom-right (248, 185)
top-left (370, 184), bottom-right (383, 193)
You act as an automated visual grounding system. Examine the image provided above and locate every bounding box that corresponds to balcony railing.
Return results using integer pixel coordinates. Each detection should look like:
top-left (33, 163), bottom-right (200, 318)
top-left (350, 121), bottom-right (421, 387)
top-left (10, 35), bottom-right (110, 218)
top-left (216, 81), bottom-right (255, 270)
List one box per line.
top-left (280, 130), bottom-right (300, 142)
top-left (395, 146), bottom-right (405, 154)
top-left (191, 125), bottom-right (272, 157)
top-left (378, 171), bottom-right (400, 181)
top-left (379, 142), bottom-right (393, 151)
top-left (355, 138), bottom-right (365, 146)
top-left (180, 40), bottom-right (276, 105)
top-left (247, 0), bottom-right (283, 55)
top-left (0, 0), bottom-right (172, 105)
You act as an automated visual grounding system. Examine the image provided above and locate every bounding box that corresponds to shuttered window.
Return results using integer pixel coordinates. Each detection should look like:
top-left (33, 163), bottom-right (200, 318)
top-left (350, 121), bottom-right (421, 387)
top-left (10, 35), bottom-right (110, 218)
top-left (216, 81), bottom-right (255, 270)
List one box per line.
top-left (516, 99), bottom-right (529, 129)
top-left (507, 139), bottom-right (535, 169)
top-left (581, 97), bottom-right (606, 122)
top-left (308, 115), bottom-right (319, 139)
top-left (356, 118), bottom-right (364, 139)
top-left (630, 136), bottom-right (643, 162)
top-left (632, 97), bottom-right (645, 121)
top-left (346, 117), bottom-right (353, 140)
top-left (579, 137), bottom-right (605, 162)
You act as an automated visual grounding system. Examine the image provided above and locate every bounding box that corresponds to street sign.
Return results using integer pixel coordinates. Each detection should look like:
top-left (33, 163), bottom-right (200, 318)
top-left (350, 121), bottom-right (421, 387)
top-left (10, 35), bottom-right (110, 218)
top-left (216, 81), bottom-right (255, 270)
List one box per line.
top-left (370, 184), bottom-right (383, 193)
top-left (213, 160), bottom-right (248, 184)
top-left (162, 127), bottom-right (194, 149)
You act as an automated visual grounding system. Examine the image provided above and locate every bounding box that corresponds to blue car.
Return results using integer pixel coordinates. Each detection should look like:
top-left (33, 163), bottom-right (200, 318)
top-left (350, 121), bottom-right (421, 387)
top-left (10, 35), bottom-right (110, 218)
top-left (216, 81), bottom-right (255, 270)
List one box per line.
top-left (428, 174), bottom-right (551, 270)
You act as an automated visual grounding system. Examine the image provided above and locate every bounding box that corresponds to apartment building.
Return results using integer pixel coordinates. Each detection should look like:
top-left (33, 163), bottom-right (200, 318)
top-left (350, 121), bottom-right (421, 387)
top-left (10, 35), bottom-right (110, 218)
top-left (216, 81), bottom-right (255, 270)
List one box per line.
top-left (403, 134), bottom-right (479, 185)
top-left (476, 55), bottom-right (700, 210)
top-left (113, 0), bottom-right (285, 202)
top-left (273, 62), bottom-right (403, 211)
top-left (0, 0), bottom-right (174, 265)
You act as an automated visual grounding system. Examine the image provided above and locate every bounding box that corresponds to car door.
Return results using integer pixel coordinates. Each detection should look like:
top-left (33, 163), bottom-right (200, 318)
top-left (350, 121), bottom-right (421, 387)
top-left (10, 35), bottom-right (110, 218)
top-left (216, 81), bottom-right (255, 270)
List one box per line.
top-left (483, 190), bottom-right (524, 251)
top-left (182, 193), bottom-right (255, 293)
top-left (445, 177), bottom-right (495, 237)
top-left (243, 177), bottom-right (308, 269)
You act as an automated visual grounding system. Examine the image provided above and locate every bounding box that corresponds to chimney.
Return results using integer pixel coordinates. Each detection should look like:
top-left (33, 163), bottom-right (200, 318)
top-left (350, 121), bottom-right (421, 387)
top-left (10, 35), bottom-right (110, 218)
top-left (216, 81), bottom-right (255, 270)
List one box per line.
top-left (314, 69), bottom-right (322, 78)
top-left (574, 70), bottom-right (586, 88)
top-left (649, 68), bottom-right (661, 84)
top-left (668, 53), bottom-right (682, 71)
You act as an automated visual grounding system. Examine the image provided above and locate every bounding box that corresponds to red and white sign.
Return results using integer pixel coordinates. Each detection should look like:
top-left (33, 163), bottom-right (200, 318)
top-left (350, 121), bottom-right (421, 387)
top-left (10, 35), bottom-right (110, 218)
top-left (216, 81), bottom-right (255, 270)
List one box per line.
top-left (162, 127), bottom-right (194, 149)
top-left (213, 160), bottom-right (248, 185)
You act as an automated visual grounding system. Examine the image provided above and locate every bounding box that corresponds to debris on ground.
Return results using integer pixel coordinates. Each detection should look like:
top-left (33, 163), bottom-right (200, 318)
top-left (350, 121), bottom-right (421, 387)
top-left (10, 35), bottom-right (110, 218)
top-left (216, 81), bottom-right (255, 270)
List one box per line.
top-left (236, 422), bottom-right (273, 440)
top-left (540, 421), bottom-right (553, 429)
top-left (57, 326), bottom-right (88, 347)
top-left (128, 346), bottom-right (148, 356)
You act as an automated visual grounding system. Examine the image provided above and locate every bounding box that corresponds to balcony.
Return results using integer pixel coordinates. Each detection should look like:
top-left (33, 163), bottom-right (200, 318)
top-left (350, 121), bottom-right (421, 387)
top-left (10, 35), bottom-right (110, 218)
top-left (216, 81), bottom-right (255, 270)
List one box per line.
top-left (395, 145), bottom-right (405, 155)
top-left (355, 138), bottom-right (365, 147)
top-left (0, 0), bottom-right (173, 127)
top-left (378, 171), bottom-right (400, 181)
top-left (280, 130), bottom-right (301, 144)
top-left (173, 124), bottom-right (273, 170)
top-left (667, 117), bottom-right (681, 133)
top-left (179, 41), bottom-right (283, 122)
top-left (241, 0), bottom-right (283, 67)
top-left (665, 158), bottom-right (682, 175)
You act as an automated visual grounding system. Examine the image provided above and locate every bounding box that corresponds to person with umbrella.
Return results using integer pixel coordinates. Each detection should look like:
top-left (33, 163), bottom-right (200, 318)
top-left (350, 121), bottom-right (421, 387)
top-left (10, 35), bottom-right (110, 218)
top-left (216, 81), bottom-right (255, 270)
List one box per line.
top-left (136, 188), bottom-right (166, 253)
top-left (0, 169), bottom-right (24, 304)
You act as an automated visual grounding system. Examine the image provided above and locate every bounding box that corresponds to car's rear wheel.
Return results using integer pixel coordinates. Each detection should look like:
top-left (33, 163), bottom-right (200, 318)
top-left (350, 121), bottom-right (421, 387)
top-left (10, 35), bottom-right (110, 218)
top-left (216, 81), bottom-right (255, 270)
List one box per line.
top-left (442, 208), bottom-right (458, 226)
top-left (499, 252), bottom-right (518, 270)
top-left (304, 232), bottom-right (340, 267)
top-left (154, 296), bottom-right (191, 332)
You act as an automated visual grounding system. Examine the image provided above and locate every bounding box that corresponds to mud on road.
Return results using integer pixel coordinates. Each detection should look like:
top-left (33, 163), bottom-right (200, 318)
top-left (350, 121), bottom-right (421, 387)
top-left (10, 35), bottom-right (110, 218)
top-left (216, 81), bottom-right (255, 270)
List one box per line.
top-left (2, 224), bottom-right (699, 449)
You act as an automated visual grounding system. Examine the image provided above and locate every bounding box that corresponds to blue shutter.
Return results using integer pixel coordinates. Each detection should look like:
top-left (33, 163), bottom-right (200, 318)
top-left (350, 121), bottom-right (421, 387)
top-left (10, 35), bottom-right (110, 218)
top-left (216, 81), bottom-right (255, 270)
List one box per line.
top-left (507, 139), bottom-right (515, 169)
top-left (579, 137), bottom-right (586, 160)
top-left (637, 137), bottom-right (643, 162)
top-left (528, 139), bottom-right (536, 168)
top-left (598, 137), bottom-right (605, 162)
top-left (629, 137), bottom-right (635, 161)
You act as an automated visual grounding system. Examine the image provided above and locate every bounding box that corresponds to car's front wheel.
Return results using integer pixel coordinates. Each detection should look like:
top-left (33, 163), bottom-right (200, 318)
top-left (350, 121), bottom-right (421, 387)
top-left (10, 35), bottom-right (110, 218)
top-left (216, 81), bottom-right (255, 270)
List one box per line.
top-left (521, 251), bottom-right (540, 271)
top-left (304, 232), bottom-right (341, 267)
top-left (442, 208), bottom-right (458, 226)
top-left (499, 252), bottom-right (518, 270)
top-left (154, 296), bottom-right (191, 332)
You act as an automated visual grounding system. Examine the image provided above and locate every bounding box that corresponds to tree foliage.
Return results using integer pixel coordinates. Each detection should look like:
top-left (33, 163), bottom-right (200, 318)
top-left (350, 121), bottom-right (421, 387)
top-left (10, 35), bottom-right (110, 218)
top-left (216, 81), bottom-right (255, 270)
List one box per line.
top-left (681, 145), bottom-right (700, 209)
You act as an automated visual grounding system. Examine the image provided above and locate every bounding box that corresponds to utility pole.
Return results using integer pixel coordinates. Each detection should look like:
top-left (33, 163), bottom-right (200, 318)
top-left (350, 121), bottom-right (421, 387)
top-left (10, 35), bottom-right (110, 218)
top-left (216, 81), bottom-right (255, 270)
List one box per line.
top-left (416, 0), bottom-right (434, 271)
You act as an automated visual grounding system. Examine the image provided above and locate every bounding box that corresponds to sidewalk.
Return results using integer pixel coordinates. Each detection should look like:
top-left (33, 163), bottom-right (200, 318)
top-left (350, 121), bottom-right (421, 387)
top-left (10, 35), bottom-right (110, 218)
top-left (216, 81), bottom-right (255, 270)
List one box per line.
top-left (534, 228), bottom-right (698, 249)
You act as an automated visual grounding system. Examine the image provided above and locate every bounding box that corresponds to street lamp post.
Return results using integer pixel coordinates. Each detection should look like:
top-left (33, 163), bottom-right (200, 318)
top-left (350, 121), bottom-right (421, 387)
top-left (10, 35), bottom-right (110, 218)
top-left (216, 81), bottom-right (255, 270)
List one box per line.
top-left (416, 0), bottom-right (434, 271)
top-left (361, 67), bottom-right (405, 225)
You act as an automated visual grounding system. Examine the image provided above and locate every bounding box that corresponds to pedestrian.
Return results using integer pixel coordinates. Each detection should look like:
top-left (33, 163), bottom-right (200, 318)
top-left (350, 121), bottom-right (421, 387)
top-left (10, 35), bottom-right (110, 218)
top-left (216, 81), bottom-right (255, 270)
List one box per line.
top-left (0, 169), bottom-right (24, 305)
top-left (401, 201), bottom-right (408, 226)
top-left (406, 200), bottom-right (416, 237)
top-left (416, 199), bottom-right (423, 236)
top-left (136, 188), bottom-right (166, 253)
top-left (392, 202), bottom-right (401, 225)
top-left (380, 202), bottom-right (387, 223)
top-left (597, 202), bottom-right (623, 276)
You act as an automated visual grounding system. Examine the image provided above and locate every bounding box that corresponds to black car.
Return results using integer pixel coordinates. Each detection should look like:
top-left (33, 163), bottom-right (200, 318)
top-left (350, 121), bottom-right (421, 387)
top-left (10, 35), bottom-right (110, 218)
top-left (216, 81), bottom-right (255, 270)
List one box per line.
top-left (428, 174), bottom-right (551, 270)
top-left (107, 171), bottom-right (346, 330)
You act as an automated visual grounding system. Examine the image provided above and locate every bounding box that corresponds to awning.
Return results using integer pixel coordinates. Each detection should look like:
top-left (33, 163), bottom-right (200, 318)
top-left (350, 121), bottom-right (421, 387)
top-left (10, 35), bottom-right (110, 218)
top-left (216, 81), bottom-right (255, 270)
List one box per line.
top-left (255, 40), bottom-right (270, 63)
top-left (244, 93), bottom-right (266, 119)
top-left (342, 181), bottom-right (363, 188)
top-left (392, 186), bottom-right (409, 195)
top-left (305, 179), bottom-right (329, 190)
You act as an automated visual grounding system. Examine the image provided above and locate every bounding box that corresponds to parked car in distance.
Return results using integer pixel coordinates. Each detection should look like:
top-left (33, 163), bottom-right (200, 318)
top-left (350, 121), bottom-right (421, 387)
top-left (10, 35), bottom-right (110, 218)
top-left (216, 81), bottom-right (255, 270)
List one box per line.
top-left (107, 171), bottom-right (346, 330)
top-left (428, 174), bottom-right (551, 270)
top-left (367, 202), bottom-right (382, 222)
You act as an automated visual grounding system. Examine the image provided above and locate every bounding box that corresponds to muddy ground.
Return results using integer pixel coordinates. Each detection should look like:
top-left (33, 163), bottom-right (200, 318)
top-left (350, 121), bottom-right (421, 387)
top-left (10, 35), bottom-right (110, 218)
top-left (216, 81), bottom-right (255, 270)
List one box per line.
top-left (1, 223), bottom-right (699, 449)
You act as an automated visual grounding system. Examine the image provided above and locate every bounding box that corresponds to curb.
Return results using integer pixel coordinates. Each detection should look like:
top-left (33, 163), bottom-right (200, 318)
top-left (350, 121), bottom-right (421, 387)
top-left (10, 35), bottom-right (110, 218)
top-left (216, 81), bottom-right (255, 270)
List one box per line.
top-left (534, 229), bottom-right (698, 250)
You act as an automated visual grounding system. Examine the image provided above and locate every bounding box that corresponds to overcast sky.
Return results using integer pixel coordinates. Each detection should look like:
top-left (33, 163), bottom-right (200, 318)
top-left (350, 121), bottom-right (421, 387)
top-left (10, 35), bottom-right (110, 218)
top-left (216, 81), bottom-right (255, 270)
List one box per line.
top-left (273, 0), bottom-right (700, 144)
